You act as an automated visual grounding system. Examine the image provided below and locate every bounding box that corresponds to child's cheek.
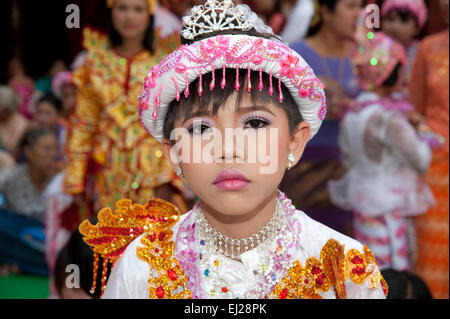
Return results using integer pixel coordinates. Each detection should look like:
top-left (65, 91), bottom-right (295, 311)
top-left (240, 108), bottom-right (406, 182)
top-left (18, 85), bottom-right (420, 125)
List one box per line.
top-left (255, 126), bottom-right (290, 176)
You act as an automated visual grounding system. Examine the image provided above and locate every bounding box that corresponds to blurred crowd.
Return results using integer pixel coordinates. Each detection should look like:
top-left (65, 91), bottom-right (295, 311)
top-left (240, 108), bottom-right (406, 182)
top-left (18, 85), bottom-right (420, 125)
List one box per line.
top-left (0, 0), bottom-right (448, 299)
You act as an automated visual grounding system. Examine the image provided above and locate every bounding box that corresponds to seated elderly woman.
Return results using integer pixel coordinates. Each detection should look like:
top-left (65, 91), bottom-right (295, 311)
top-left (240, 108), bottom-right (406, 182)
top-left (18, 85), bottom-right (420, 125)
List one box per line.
top-left (0, 128), bottom-right (59, 276)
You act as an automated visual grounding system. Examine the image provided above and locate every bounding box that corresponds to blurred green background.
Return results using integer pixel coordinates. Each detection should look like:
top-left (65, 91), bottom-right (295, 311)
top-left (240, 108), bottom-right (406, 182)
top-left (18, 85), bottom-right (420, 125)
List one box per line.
top-left (0, 274), bottom-right (48, 299)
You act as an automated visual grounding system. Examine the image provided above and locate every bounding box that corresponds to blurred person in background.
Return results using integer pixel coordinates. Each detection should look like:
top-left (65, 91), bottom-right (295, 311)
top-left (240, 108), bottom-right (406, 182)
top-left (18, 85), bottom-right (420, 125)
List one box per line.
top-left (0, 86), bottom-right (29, 160)
top-left (35, 59), bottom-right (68, 95)
top-left (0, 128), bottom-right (59, 276)
top-left (252, 0), bottom-right (285, 34)
top-left (0, 151), bottom-right (14, 172)
top-left (280, 0), bottom-right (363, 235)
top-left (64, 0), bottom-right (189, 218)
top-left (409, 0), bottom-right (449, 299)
top-left (7, 58), bottom-right (35, 120)
top-left (281, 0), bottom-right (315, 43)
top-left (381, 0), bottom-right (428, 94)
top-left (159, 0), bottom-right (192, 18)
top-left (329, 32), bottom-right (434, 271)
top-left (51, 71), bottom-right (77, 126)
top-left (31, 93), bottom-right (67, 165)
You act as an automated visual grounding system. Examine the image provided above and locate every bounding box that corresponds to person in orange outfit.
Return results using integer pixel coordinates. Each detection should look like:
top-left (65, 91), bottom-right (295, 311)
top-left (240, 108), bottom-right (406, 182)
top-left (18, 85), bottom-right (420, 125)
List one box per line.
top-left (408, 0), bottom-right (449, 299)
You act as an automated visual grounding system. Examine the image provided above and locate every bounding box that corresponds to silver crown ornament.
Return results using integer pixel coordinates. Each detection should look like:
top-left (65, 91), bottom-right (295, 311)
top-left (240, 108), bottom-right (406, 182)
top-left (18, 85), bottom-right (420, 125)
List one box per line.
top-left (181, 0), bottom-right (272, 40)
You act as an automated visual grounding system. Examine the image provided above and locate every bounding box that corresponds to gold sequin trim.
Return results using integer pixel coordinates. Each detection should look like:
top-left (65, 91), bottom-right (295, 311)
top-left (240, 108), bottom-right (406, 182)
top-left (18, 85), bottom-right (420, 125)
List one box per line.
top-left (269, 239), bottom-right (388, 299)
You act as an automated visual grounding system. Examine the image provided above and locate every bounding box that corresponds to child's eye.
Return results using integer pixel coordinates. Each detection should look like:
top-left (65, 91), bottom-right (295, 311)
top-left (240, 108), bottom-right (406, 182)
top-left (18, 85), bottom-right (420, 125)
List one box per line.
top-left (243, 117), bottom-right (270, 130)
top-left (188, 123), bottom-right (212, 135)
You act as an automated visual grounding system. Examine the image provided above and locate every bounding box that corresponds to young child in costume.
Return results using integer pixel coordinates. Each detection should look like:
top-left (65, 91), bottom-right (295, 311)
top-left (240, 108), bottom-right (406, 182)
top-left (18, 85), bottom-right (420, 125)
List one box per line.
top-left (79, 0), bottom-right (388, 299)
top-left (328, 32), bottom-right (435, 271)
top-left (381, 0), bottom-right (428, 90)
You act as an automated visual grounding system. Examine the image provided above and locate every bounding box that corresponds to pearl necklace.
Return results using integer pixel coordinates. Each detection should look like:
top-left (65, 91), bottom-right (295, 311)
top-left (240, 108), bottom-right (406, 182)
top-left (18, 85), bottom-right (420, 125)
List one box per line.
top-left (196, 199), bottom-right (294, 299)
top-left (196, 200), bottom-right (285, 260)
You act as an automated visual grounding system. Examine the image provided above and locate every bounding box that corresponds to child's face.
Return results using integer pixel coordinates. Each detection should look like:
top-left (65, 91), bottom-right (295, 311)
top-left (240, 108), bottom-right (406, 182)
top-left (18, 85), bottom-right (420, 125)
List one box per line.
top-left (162, 91), bottom-right (310, 217)
top-left (383, 10), bottom-right (419, 46)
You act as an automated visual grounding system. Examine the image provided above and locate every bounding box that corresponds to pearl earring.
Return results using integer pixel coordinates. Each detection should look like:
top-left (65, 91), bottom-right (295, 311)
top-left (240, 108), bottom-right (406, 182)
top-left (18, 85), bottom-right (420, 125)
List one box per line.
top-left (176, 167), bottom-right (182, 176)
top-left (287, 153), bottom-right (295, 170)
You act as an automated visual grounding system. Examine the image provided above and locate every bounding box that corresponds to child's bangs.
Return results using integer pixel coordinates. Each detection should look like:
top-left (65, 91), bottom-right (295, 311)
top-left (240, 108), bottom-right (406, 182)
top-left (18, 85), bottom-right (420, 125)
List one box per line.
top-left (388, 7), bottom-right (419, 25)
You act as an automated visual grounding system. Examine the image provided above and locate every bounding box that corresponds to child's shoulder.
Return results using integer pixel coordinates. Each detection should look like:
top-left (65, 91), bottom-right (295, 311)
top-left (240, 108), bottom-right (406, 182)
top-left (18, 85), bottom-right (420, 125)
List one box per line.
top-left (293, 209), bottom-right (365, 255)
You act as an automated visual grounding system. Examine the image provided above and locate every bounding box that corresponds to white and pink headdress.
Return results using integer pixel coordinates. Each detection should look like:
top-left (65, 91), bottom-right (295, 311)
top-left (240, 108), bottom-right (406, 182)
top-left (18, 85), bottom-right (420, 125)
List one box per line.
top-left (138, 0), bottom-right (326, 142)
top-left (381, 0), bottom-right (428, 29)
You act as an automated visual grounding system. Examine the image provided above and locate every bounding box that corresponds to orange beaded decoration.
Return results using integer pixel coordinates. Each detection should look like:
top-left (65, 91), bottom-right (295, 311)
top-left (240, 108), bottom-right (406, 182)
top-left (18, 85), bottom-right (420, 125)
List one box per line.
top-left (79, 197), bottom-right (182, 296)
top-left (90, 252), bottom-right (99, 294)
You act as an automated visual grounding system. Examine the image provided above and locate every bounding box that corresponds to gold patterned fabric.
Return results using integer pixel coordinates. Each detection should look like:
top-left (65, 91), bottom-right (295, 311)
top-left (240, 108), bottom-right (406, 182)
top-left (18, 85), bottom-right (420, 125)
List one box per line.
top-left (80, 198), bottom-right (388, 299)
top-left (64, 27), bottom-right (184, 209)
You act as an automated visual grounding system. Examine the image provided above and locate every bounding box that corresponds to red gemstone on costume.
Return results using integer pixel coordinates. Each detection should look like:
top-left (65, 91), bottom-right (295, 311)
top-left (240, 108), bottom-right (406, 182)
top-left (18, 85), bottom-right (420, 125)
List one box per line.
top-left (279, 288), bottom-right (288, 299)
top-left (222, 287), bottom-right (228, 293)
top-left (159, 232), bottom-right (165, 241)
top-left (167, 269), bottom-right (177, 281)
top-left (149, 232), bottom-right (156, 242)
top-left (315, 277), bottom-right (324, 285)
top-left (156, 286), bottom-right (165, 299)
top-left (154, 248), bottom-right (159, 253)
top-left (311, 266), bottom-right (322, 275)
top-left (351, 256), bottom-right (364, 264)
top-left (352, 266), bottom-right (365, 275)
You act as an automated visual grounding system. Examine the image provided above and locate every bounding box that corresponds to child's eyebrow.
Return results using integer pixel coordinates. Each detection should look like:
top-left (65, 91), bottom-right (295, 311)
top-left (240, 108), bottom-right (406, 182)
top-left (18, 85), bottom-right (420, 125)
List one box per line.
top-left (181, 110), bottom-right (213, 124)
top-left (237, 105), bottom-right (275, 117)
top-left (181, 105), bottom-right (275, 124)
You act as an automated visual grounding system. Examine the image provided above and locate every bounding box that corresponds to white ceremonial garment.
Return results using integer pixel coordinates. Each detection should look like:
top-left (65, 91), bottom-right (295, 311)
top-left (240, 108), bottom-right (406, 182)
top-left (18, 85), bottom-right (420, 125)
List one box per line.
top-left (102, 191), bottom-right (386, 299)
top-left (328, 92), bottom-right (435, 217)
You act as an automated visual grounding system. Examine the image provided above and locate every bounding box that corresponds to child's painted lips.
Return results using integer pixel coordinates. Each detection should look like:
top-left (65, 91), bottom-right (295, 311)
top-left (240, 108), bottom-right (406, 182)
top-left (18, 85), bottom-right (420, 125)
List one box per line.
top-left (213, 169), bottom-right (250, 191)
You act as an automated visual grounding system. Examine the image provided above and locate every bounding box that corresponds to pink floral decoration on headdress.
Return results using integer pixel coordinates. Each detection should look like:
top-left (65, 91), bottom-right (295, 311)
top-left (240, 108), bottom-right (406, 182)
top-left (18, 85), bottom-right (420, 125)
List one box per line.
top-left (51, 71), bottom-right (73, 99)
top-left (138, 34), bottom-right (327, 142)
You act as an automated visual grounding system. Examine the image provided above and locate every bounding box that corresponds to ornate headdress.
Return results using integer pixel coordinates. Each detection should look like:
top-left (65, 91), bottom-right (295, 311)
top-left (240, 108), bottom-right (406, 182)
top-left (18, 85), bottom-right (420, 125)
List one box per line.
top-left (351, 31), bottom-right (407, 91)
top-left (51, 71), bottom-right (73, 99)
top-left (107, 0), bottom-right (157, 15)
top-left (381, 0), bottom-right (428, 29)
top-left (138, 0), bottom-right (326, 142)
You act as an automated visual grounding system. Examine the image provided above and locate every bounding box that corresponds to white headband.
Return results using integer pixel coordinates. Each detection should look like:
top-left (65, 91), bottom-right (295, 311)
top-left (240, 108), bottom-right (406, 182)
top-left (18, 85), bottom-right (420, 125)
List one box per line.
top-left (138, 2), bottom-right (326, 142)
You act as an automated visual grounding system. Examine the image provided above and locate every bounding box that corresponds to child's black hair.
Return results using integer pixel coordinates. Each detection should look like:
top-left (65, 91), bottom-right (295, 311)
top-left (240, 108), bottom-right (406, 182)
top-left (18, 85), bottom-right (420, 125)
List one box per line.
top-left (107, 8), bottom-right (155, 54)
top-left (306, 0), bottom-right (340, 37)
top-left (36, 93), bottom-right (62, 113)
top-left (163, 29), bottom-right (303, 141)
top-left (54, 227), bottom-right (109, 299)
top-left (20, 127), bottom-right (56, 149)
top-left (381, 63), bottom-right (402, 88)
top-left (381, 269), bottom-right (433, 299)
top-left (385, 7), bottom-right (422, 29)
